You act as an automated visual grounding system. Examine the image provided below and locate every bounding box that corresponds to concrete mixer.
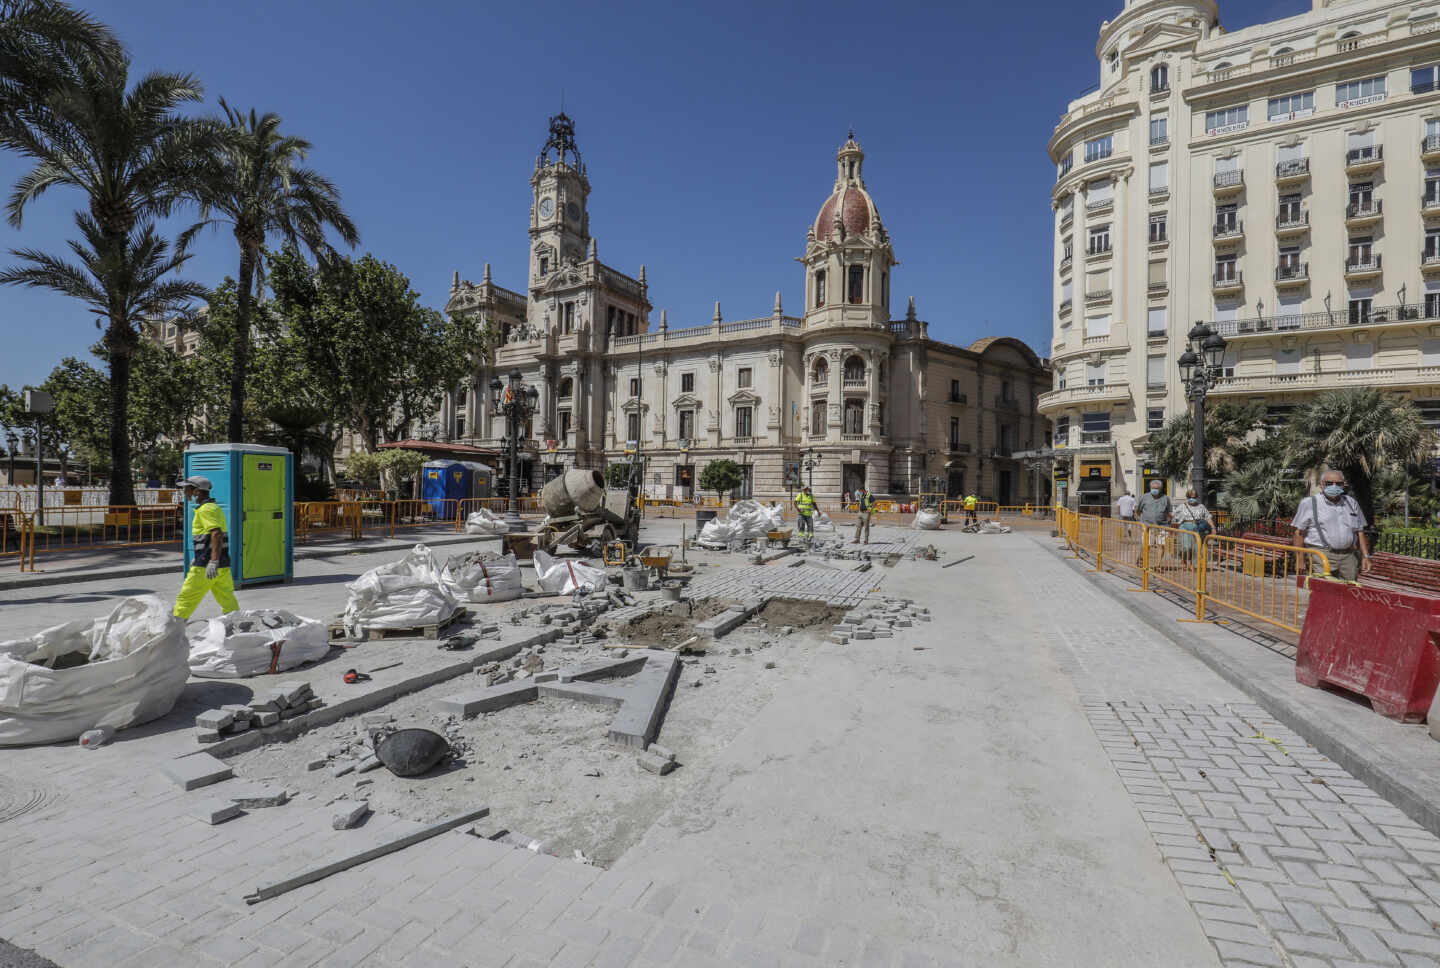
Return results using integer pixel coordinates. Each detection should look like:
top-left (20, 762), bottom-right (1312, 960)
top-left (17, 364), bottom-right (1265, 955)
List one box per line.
top-left (532, 467), bottom-right (639, 555)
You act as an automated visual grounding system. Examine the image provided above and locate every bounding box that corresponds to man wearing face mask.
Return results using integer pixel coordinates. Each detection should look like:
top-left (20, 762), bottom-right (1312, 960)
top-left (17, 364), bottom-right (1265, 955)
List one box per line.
top-left (1135, 480), bottom-right (1171, 526)
top-left (1291, 470), bottom-right (1371, 581)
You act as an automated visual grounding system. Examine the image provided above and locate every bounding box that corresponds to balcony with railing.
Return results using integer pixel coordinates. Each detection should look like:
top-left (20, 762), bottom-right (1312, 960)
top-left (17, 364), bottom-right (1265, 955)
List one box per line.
top-left (1425, 134), bottom-right (1440, 163)
top-left (1346, 145), bottom-right (1384, 174)
top-left (1276, 158), bottom-right (1310, 184)
top-left (949, 392), bottom-right (968, 404)
top-left (1275, 211), bottom-right (1309, 236)
top-left (1213, 169), bottom-right (1244, 194)
top-left (1059, 298), bottom-right (1072, 317)
top-left (1210, 364), bottom-right (1440, 396)
top-left (1080, 431), bottom-right (1112, 446)
top-left (1423, 250), bottom-right (1440, 274)
top-left (1086, 197), bottom-right (1113, 214)
top-left (1212, 218), bottom-right (1244, 244)
top-left (1038, 382), bottom-right (1130, 411)
top-left (1086, 240), bottom-right (1112, 257)
top-left (991, 446), bottom-right (1014, 459)
top-left (1275, 262), bottom-right (1309, 287)
top-left (842, 377), bottom-right (867, 389)
top-left (1149, 132), bottom-right (1169, 147)
top-left (1213, 303), bottom-right (1436, 339)
top-left (1059, 255), bottom-right (1073, 274)
top-left (1344, 253), bottom-right (1382, 280)
top-left (993, 396), bottom-right (1020, 411)
top-left (1212, 267), bottom-right (1243, 292)
top-left (947, 441), bottom-right (971, 454)
top-left (1345, 199), bottom-right (1383, 227)
top-left (1086, 288), bottom-right (1112, 302)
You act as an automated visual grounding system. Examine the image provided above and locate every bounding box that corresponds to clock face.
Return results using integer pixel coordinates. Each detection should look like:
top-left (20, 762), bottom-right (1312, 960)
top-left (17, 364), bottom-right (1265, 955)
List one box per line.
top-left (538, 197), bottom-right (554, 218)
top-left (566, 202), bottom-right (581, 222)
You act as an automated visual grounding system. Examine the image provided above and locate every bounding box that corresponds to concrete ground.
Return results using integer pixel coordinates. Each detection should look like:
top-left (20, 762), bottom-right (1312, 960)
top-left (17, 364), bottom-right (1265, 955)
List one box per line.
top-left (0, 520), bottom-right (1438, 966)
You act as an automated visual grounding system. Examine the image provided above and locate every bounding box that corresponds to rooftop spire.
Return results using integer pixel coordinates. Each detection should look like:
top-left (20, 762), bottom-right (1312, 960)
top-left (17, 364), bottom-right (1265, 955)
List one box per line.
top-left (538, 111), bottom-right (583, 170)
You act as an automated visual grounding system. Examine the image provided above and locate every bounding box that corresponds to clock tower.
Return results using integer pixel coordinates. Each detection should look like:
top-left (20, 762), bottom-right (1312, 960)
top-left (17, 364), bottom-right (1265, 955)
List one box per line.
top-left (529, 112), bottom-right (590, 290)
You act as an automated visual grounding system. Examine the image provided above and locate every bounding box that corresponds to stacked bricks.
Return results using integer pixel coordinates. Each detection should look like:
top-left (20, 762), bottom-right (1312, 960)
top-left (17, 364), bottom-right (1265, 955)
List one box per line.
top-left (195, 681), bottom-right (323, 744)
top-left (830, 597), bottom-right (931, 645)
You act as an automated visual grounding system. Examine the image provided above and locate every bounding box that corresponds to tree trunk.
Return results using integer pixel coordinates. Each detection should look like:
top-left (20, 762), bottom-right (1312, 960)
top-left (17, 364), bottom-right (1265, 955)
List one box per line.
top-left (108, 327), bottom-right (136, 507)
top-left (228, 244), bottom-right (257, 442)
top-left (1350, 463), bottom-right (1376, 527)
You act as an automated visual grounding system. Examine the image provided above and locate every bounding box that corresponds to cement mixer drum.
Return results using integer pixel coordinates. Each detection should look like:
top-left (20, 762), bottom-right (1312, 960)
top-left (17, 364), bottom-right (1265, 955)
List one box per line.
top-left (541, 469), bottom-right (606, 517)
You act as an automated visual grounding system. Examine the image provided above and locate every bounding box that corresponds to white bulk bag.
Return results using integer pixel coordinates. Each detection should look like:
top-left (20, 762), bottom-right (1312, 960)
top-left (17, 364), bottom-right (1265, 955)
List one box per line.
top-left (186, 609), bottom-right (331, 678)
top-left (443, 552), bottom-right (524, 603)
top-left (0, 595), bottom-right (190, 746)
top-left (913, 509), bottom-right (942, 530)
top-left (343, 544), bottom-right (459, 632)
top-left (726, 500), bottom-right (773, 539)
top-left (812, 510), bottom-right (837, 533)
top-left (532, 550), bottom-right (606, 594)
top-left (464, 508), bottom-right (508, 535)
top-left (697, 517), bottom-right (737, 548)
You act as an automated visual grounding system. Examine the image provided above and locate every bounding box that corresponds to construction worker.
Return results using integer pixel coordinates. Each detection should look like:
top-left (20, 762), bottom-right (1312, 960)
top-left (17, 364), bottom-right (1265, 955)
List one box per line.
top-left (794, 485), bottom-right (816, 540)
top-left (852, 487), bottom-right (874, 544)
top-left (963, 493), bottom-right (978, 526)
top-left (173, 476), bottom-right (239, 619)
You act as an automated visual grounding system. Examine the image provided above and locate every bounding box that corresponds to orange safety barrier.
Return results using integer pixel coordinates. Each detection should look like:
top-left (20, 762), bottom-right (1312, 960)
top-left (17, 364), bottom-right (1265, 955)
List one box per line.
top-left (24, 503), bottom-right (184, 568)
top-left (386, 499), bottom-right (459, 538)
top-left (1, 509), bottom-right (30, 571)
top-left (1062, 509), bottom-right (1333, 637)
top-left (1200, 534), bottom-right (1330, 634)
top-left (294, 501), bottom-right (361, 543)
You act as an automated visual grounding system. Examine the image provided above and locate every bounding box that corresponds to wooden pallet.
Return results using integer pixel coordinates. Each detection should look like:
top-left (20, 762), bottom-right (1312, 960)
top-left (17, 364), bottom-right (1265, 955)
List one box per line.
top-left (329, 607), bottom-right (469, 643)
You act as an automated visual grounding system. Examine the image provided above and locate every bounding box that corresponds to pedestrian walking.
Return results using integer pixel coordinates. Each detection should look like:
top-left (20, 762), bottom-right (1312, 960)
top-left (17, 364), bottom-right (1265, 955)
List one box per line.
top-left (1291, 469), bottom-right (1372, 581)
top-left (172, 476), bottom-right (240, 619)
top-left (851, 487), bottom-right (874, 544)
top-left (794, 485), bottom-right (816, 540)
top-left (1117, 490), bottom-right (1136, 521)
top-left (1134, 481), bottom-right (1172, 565)
top-left (1170, 488), bottom-right (1213, 564)
top-left (963, 493), bottom-right (978, 526)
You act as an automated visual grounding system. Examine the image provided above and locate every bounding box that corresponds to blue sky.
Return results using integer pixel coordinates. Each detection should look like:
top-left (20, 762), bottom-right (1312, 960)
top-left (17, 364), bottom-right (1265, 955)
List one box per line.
top-left (0, 0), bottom-right (1307, 393)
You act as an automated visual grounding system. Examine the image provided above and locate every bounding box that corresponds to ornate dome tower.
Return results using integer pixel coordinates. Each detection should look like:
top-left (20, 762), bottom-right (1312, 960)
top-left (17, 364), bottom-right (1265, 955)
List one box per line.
top-left (799, 132), bottom-right (897, 331)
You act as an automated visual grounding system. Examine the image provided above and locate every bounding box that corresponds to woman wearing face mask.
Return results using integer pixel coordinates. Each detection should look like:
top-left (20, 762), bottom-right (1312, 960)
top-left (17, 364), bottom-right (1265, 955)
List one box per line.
top-left (1170, 487), bottom-right (1213, 563)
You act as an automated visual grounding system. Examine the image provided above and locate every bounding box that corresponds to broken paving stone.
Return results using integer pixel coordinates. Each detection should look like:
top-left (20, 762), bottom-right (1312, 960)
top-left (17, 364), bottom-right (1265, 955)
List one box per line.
top-left (331, 800), bottom-right (371, 830)
top-left (331, 760), bottom-right (356, 778)
top-left (361, 712), bottom-right (394, 727)
top-left (254, 711), bottom-right (280, 727)
top-left (160, 753), bottom-right (232, 790)
top-left (224, 785), bottom-right (289, 808)
top-left (191, 799), bottom-right (242, 825)
top-left (194, 709), bottom-right (234, 732)
top-left (195, 729), bottom-right (223, 744)
top-left (637, 752), bottom-right (676, 775)
top-left (221, 704), bottom-right (253, 721)
top-left (306, 758), bottom-right (328, 772)
top-left (355, 755), bottom-right (382, 774)
top-left (646, 743), bottom-right (676, 762)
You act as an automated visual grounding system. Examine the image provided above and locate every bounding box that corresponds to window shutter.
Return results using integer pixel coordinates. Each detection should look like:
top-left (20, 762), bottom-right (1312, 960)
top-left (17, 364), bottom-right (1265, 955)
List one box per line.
top-left (1148, 306), bottom-right (1167, 333)
top-left (1147, 355), bottom-right (1165, 386)
top-left (1148, 261), bottom-right (1166, 286)
top-left (1086, 313), bottom-right (1111, 336)
top-left (1149, 161), bottom-right (1168, 191)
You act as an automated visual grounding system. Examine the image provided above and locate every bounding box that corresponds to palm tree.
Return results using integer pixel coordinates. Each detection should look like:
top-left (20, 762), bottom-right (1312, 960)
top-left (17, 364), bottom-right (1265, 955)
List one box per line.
top-left (0, 0), bottom-right (122, 130)
top-left (1285, 387), bottom-right (1433, 524)
top-left (198, 100), bottom-right (358, 442)
top-left (1, 54), bottom-right (217, 505)
top-left (1148, 401), bottom-right (1268, 487)
top-left (0, 214), bottom-right (209, 493)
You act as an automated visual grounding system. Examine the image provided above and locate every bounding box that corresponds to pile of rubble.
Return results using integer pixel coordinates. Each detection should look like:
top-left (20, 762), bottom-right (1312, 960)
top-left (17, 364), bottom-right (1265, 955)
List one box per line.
top-left (194, 680), bottom-right (324, 743)
top-left (828, 598), bottom-right (932, 644)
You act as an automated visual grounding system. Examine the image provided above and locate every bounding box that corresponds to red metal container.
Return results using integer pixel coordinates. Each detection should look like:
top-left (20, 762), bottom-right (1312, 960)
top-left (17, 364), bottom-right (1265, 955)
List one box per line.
top-left (1296, 578), bottom-right (1440, 721)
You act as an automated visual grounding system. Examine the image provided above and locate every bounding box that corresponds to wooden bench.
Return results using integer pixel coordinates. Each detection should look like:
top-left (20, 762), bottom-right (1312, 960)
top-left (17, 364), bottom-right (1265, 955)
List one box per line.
top-left (1365, 552), bottom-right (1440, 596)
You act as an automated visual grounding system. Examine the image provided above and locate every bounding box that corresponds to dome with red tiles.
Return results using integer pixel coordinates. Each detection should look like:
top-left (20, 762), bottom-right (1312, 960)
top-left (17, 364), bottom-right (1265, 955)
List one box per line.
top-left (815, 187), bottom-right (872, 241)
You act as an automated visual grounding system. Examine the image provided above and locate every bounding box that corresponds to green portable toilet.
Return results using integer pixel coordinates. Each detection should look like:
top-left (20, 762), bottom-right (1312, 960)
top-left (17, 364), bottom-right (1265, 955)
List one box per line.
top-left (183, 443), bottom-right (294, 586)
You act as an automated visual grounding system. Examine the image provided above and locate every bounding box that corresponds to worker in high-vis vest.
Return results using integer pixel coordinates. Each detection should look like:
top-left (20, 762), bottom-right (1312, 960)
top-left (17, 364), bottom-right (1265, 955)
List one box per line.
top-left (173, 476), bottom-right (240, 618)
top-left (963, 493), bottom-right (978, 526)
top-left (794, 486), bottom-right (816, 539)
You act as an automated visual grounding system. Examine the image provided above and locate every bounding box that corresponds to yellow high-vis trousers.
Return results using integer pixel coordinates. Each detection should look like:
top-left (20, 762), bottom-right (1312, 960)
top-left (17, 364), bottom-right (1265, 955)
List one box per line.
top-left (173, 566), bottom-right (239, 618)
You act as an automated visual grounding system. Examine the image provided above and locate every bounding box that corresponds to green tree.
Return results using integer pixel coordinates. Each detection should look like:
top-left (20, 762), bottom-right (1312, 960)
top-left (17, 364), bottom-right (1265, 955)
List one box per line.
top-left (196, 101), bottom-right (358, 442)
top-left (698, 459), bottom-right (742, 505)
top-left (343, 447), bottom-right (425, 495)
top-left (1, 51), bottom-right (219, 505)
top-left (1285, 388), bottom-right (1433, 524)
top-left (0, 0), bottom-right (122, 133)
top-left (1148, 401), bottom-right (1270, 487)
top-left (269, 247), bottom-right (472, 452)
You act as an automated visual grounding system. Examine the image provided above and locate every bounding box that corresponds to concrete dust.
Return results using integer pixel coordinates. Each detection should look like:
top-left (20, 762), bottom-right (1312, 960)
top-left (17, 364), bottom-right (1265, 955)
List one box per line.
top-left (755, 597), bottom-right (848, 630)
top-left (224, 609), bottom-right (837, 867)
top-left (618, 597), bottom-right (734, 648)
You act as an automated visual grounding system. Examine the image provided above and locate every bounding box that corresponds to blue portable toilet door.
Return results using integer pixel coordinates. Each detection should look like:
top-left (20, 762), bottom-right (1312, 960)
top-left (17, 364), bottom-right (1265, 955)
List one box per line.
top-left (182, 451), bottom-right (234, 572)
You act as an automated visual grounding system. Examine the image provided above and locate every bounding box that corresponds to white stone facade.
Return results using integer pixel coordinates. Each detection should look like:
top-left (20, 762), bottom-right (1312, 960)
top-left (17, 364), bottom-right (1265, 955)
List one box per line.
top-left (440, 117), bottom-right (1050, 504)
top-left (1046, 0), bottom-right (1440, 508)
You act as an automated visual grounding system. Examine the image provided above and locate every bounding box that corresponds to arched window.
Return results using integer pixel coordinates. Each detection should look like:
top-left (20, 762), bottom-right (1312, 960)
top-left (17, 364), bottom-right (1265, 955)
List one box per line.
top-left (815, 269), bottom-right (827, 307)
top-left (1274, 46), bottom-right (1293, 54)
top-left (1340, 30), bottom-right (1360, 38)
top-left (1151, 64), bottom-right (1168, 92)
top-left (557, 377), bottom-right (573, 399)
top-left (810, 402), bottom-right (825, 436)
top-left (843, 400), bottom-right (865, 435)
top-left (843, 355), bottom-right (865, 384)
top-left (847, 265), bottom-right (865, 304)
top-left (1213, 61), bottom-right (1231, 70)
top-left (812, 358), bottom-right (828, 385)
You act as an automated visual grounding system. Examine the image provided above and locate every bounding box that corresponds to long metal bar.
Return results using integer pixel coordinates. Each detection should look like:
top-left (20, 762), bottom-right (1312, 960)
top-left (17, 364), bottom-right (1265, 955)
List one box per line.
top-left (243, 806), bottom-right (490, 904)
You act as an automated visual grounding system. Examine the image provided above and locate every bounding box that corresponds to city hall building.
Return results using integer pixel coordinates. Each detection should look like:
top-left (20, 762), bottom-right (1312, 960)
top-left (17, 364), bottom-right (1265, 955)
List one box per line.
top-left (431, 115), bottom-right (1051, 504)
top-left (1046, 0), bottom-right (1440, 511)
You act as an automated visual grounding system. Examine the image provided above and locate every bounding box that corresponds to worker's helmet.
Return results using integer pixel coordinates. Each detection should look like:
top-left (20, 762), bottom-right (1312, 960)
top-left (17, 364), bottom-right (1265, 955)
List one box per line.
top-left (182, 475), bottom-right (212, 492)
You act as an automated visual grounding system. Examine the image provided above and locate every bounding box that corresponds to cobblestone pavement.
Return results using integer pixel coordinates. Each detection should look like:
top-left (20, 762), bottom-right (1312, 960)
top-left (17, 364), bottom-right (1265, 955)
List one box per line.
top-left (1091, 701), bottom-right (1440, 968)
top-left (684, 563), bottom-right (884, 607)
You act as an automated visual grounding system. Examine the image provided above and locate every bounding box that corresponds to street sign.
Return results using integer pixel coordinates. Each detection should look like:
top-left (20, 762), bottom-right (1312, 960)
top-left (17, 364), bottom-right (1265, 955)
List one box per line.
top-left (23, 389), bottom-right (53, 415)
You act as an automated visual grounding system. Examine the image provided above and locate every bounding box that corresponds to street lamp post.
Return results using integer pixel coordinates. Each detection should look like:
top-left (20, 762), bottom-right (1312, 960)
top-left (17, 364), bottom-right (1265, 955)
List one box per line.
top-left (4, 431), bottom-right (15, 487)
top-left (802, 446), bottom-right (822, 492)
top-left (1177, 321), bottom-right (1229, 505)
top-left (489, 369), bottom-right (539, 533)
